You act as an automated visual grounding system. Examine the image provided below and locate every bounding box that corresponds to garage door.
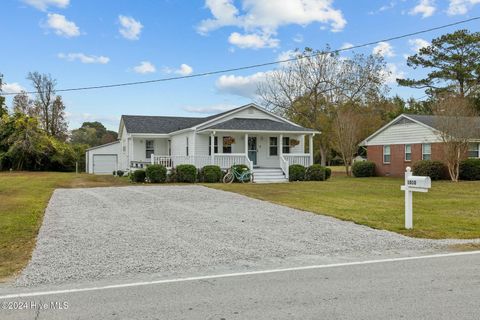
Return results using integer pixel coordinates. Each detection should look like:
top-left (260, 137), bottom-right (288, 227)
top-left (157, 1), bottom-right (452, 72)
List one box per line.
top-left (93, 155), bottom-right (117, 174)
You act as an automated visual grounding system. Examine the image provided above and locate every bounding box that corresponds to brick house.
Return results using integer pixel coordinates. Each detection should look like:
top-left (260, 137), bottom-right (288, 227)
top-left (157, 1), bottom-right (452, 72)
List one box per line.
top-left (360, 114), bottom-right (480, 177)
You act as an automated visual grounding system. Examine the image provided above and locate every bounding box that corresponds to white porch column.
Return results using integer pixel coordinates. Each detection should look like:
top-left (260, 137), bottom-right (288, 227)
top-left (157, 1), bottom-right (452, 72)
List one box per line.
top-left (309, 134), bottom-right (314, 166)
top-left (210, 132), bottom-right (215, 165)
top-left (279, 134), bottom-right (283, 157)
top-left (244, 133), bottom-right (249, 157)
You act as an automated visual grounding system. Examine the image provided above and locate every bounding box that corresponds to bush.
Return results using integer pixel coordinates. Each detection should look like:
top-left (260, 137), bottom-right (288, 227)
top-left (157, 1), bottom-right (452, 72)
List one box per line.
top-left (130, 169), bottom-right (146, 183)
top-left (412, 160), bottom-right (447, 180)
top-left (289, 164), bottom-right (306, 181)
top-left (116, 170), bottom-right (124, 177)
top-left (459, 159), bottom-right (480, 180)
top-left (175, 164), bottom-right (197, 183)
top-left (352, 161), bottom-right (376, 177)
top-left (306, 164), bottom-right (330, 181)
top-left (325, 167), bottom-right (332, 180)
top-left (146, 164), bottom-right (167, 183)
top-left (201, 165), bottom-right (222, 183)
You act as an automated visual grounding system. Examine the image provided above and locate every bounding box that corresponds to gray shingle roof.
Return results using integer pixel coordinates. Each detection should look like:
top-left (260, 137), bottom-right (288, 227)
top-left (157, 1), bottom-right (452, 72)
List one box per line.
top-left (202, 118), bottom-right (314, 132)
top-left (406, 114), bottom-right (480, 136)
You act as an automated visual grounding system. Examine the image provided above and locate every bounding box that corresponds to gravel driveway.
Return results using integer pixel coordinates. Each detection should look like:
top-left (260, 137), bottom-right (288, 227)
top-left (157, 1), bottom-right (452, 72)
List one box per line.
top-left (17, 186), bottom-right (456, 286)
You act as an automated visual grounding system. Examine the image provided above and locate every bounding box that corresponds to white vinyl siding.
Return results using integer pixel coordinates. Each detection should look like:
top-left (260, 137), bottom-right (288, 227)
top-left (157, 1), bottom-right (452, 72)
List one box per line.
top-left (405, 144), bottom-right (412, 161)
top-left (468, 143), bottom-right (480, 158)
top-left (86, 141), bottom-right (121, 174)
top-left (422, 143), bottom-right (431, 160)
top-left (366, 122), bottom-right (441, 146)
top-left (383, 145), bottom-right (391, 164)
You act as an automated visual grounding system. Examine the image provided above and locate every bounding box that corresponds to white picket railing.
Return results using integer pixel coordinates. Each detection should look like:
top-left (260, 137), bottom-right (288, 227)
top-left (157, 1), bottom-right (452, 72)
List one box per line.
top-left (214, 153), bottom-right (251, 169)
top-left (284, 154), bottom-right (311, 167)
top-left (280, 155), bottom-right (289, 180)
top-left (151, 154), bottom-right (251, 169)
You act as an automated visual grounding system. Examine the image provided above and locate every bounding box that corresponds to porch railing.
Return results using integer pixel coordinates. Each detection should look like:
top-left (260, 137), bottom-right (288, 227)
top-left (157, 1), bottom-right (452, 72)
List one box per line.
top-left (284, 154), bottom-right (311, 167)
top-left (214, 153), bottom-right (252, 170)
top-left (151, 154), bottom-right (252, 170)
top-left (280, 155), bottom-right (289, 180)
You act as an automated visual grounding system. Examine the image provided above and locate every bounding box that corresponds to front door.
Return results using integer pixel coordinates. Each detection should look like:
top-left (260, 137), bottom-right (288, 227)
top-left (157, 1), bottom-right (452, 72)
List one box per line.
top-left (248, 137), bottom-right (257, 166)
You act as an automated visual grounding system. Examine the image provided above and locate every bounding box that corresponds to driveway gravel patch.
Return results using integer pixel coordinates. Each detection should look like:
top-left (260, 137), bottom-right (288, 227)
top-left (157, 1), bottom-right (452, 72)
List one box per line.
top-left (16, 186), bottom-right (464, 286)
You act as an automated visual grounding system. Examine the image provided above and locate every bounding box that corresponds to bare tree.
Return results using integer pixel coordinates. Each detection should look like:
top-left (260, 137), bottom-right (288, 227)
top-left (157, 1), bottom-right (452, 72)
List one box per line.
top-left (257, 48), bottom-right (388, 165)
top-left (331, 106), bottom-right (365, 175)
top-left (433, 96), bottom-right (478, 181)
top-left (12, 91), bottom-right (38, 116)
top-left (27, 72), bottom-right (68, 139)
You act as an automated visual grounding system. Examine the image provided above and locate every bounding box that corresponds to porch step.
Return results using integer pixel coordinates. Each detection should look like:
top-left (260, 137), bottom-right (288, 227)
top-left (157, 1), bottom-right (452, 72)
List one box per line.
top-left (253, 168), bottom-right (288, 183)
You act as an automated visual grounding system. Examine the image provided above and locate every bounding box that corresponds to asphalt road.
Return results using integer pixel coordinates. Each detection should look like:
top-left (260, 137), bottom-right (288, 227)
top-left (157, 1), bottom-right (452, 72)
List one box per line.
top-left (1, 252), bottom-right (479, 320)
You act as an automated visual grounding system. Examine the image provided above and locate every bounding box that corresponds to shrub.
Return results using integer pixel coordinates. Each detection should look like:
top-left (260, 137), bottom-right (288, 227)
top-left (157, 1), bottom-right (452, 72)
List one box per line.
top-left (130, 169), bottom-right (146, 183)
top-left (459, 159), bottom-right (480, 180)
top-left (289, 164), bottom-right (306, 181)
top-left (113, 170), bottom-right (116, 176)
top-left (352, 161), bottom-right (376, 177)
top-left (412, 160), bottom-right (447, 180)
top-left (175, 164), bottom-right (197, 183)
top-left (146, 164), bottom-right (167, 183)
top-left (116, 170), bottom-right (124, 177)
top-left (201, 165), bottom-right (222, 183)
top-left (306, 164), bottom-right (329, 181)
top-left (167, 167), bottom-right (177, 182)
top-left (325, 167), bottom-right (332, 180)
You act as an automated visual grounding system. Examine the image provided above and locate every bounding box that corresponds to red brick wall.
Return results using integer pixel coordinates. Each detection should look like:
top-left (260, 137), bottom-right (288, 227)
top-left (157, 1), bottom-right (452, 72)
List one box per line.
top-left (367, 143), bottom-right (448, 177)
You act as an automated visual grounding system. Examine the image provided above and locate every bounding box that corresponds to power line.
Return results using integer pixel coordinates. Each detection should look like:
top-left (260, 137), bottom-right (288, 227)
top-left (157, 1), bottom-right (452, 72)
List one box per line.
top-left (1, 16), bottom-right (479, 96)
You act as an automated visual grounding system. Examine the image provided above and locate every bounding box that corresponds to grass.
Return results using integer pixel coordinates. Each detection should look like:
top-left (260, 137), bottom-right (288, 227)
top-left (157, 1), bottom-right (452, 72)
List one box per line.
top-left (209, 176), bottom-right (480, 240)
top-left (0, 171), bottom-right (129, 281)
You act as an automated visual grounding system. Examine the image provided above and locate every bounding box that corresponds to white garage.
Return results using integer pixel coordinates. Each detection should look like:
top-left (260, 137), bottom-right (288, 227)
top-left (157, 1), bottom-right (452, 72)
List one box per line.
top-left (86, 141), bottom-right (120, 174)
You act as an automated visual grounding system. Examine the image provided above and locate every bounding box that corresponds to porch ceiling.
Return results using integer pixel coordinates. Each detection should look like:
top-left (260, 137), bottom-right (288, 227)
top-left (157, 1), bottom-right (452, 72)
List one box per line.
top-left (198, 118), bottom-right (317, 134)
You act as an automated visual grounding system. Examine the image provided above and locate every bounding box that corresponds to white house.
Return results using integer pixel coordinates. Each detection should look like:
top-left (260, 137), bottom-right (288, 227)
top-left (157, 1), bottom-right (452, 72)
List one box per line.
top-left (86, 103), bottom-right (319, 182)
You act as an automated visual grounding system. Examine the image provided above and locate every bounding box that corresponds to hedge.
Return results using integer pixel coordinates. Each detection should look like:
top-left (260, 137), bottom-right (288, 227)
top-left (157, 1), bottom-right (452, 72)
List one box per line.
top-left (130, 169), bottom-right (146, 183)
top-left (459, 159), bottom-right (480, 180)
top-left (146, 164), bottom-right (167, 183)
top-left (352, 161), bottom-right (376, 177)
top-left (289, 164), bottom-right (306, 181)
top-left (305, 164), bottom-right (330, 181)
top-left (412, 160), bottom-right (447, 180)
top-left (201, 165), bottom-right (223, 183)
top-left (175, 164), bottom-right (197, 183)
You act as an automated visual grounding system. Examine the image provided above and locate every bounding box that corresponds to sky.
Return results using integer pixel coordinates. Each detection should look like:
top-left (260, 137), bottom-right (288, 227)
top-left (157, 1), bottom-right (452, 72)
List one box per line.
top-left (1, 0), bottom-right (479, 130)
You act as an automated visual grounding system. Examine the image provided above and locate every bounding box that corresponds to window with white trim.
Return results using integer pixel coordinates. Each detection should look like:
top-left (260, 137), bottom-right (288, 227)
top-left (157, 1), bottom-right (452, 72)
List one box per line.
top-left (222, 136), bottom-right (232, 154)
top-left (269, 137), bottom-right (278, 156)
top-left (145, 140), bottom-right (154, 159)
top-left (208, 137), bottom-right (218, 155)
top-left (186, 137), bottom-right (189, 156)
top-left (405, 144), bottom-right (412, 161)
top-left (422, 143), bottom-right (431, 160)
top-left (383, 145), bottom-right (391, 163)
top-left (468, 143), bottom-right (480, 158)
top-left (282, 137), bottom-right (290, 154)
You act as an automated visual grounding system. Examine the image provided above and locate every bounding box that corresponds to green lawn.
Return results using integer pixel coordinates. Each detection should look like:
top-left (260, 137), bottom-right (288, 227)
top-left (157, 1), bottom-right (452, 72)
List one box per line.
top-left (209, 176), bottom-right (480, 240)
top-left (0, 172), bottom-right (129, 281)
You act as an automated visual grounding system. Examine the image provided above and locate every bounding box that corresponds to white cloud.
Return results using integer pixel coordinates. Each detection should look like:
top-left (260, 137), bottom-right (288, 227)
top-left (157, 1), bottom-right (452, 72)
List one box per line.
top-left (409, 0), bottom-right (436, 18)
top-left (198, 0), bottom-right (346, 48)
top-left (369, 1), bottom-right (397, 15)
top-left (183, 104), bottom-right (237, 114)
top-left (372, 41), bottom-right (395, 57)
top-left (133, 61), bottom-right (156, 74)
top-left (45, 13), bottom-right (80, 37)
top-left (447, 0), bottom-right (480, 15)
top-left (340, 42), bottom-right (354, 50)
top-left (58, 53), bottom-right (110, 64)
top-left (293, 34), bottom-right (304, 43)
top-left (163, 64), bottom-right (194, 76)
top-left (408, 38), bottom-right (430, 52)
top-left (23, 0), bottom-right (69, 11)
top-left (228, 32), bottom-right (279, 49)
top-left (118, 15), bottom-right (143, 40)
top-left (215, 72), bottom-right (269, 99)
top-left (2, 82), bottom-right (26, 94)
top-left (382, 63), bottom-right (405, 84)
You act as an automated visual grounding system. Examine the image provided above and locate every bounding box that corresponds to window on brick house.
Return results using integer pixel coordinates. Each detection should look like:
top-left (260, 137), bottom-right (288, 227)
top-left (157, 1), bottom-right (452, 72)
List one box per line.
top-left (422, 143), bottom-right (431, 160)
top-left (383, 145), bottom-right (391, 163)
top-left (468, 143), bottom-right (480, 158)
top-left (405, 144), bottom-right (412, 161)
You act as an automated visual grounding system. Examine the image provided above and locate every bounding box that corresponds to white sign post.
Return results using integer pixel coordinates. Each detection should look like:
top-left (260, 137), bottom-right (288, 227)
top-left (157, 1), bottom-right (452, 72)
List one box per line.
top-left (400, 167), bottom-right (431, 229)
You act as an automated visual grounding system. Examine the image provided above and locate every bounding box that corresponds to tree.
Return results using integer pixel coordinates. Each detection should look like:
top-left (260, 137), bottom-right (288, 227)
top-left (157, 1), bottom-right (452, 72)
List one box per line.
top-left (70, 121), bottom-right (118, 147)
top-left (0, 73), bottom-right (7, 117)
top-left (331, 105), bottom-right (365, 175)
top-left (398, 29), bottom-right (480, 99)
top-left (27, 72), bottom-right (68, 139)
top-left (432, 95), bottom-right (478, 182)
top-left (12, 91), bottom-right (38, 116)
top-left (258, 48), bottom-right (388, 165)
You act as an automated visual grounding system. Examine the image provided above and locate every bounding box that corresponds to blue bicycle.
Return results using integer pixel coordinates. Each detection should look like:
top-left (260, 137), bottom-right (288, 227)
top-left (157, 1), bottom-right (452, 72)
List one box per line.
top-left (223, 165), bottom-right (252, 183)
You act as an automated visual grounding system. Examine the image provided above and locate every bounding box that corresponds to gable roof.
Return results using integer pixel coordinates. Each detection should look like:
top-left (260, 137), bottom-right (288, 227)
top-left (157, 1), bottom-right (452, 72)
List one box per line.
top-left (120, 103), bottom-right (316, 135)
top-left (200, 118), bottom-right (315, 132)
